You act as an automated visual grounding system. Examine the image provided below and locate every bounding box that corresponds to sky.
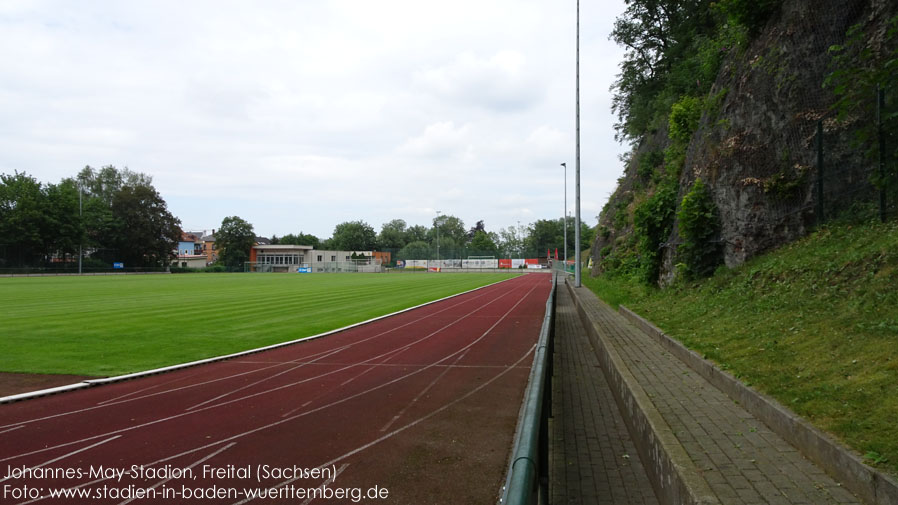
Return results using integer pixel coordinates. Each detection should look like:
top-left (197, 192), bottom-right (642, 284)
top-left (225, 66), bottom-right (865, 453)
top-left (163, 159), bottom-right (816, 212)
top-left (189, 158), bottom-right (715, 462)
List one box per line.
top-left (0, 0), bottom-right (629, 240)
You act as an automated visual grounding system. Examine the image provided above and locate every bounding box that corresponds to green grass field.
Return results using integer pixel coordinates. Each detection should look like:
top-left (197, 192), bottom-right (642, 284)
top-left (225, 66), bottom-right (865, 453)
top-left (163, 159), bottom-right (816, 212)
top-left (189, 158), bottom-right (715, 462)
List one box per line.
top-left (1, 272), bottom-right (517, 376)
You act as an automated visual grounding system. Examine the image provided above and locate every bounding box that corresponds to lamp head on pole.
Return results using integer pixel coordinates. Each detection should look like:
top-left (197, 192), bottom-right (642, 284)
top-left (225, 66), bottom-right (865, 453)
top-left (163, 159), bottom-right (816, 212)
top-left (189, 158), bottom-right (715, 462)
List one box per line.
top-left (560, 162), bottom-right (566, 168)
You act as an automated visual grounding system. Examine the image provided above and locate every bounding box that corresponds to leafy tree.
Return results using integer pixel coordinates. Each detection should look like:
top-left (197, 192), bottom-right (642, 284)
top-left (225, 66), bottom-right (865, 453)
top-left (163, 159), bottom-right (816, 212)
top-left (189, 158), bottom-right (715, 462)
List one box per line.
top-left (109, 185), bottom-right (181, 267)
top-left (469, 230), bottom-right (498, 257)
top-left (217, 216), bottom-right (256, 268)
top-left (280, 232), bottom-right (321, 248)
top-left (406, 224), bottom-right (429, 243)
top-left (75, 165), bottom-right (153, 204)
top-left (429, 214), bottom-right (466, 246)
top-left (397, 240), bottom-right (431, 261)
top-left (378, 219), bottom-right (408, 250)
top-left (331, 220), bottom-right (377, 251)
top-left (0, 172), bottom-right (50, 266)
top-left (466, 220), bottom-right (487, 242)
top-left (44, 180), bottom-right (82, 262)
top-left (496, 226), bottom-right (525, 258)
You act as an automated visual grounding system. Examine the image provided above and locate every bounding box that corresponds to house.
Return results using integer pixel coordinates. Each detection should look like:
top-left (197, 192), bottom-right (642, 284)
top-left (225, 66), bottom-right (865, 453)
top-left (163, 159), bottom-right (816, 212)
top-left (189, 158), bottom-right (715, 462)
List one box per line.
top-left (201, 230), bottom-right (217, 264)
top-left (175, 232), bottom-right (208, 268)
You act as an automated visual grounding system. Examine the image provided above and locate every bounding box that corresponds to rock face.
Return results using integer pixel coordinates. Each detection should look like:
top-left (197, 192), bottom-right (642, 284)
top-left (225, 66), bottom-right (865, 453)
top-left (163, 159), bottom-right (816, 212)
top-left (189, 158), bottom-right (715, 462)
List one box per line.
top-left (594, 0), bottom-right (896, 285)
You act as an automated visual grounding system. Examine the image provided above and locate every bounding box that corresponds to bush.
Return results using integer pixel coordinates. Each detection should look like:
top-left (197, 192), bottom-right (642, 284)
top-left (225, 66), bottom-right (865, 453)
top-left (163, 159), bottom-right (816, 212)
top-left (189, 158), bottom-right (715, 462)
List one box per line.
top-left (677, 179), bottom-right (723, 279)
top-left (669, 95), bottom-right (702, 145)
top-left (633, 183), bottom-right (677, 284)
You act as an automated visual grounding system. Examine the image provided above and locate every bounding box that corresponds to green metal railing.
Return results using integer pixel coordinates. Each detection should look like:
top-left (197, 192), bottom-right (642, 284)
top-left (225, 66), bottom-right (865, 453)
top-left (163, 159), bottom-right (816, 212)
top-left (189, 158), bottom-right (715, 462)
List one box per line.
top-left (499, 273), bottom-right (556, 505)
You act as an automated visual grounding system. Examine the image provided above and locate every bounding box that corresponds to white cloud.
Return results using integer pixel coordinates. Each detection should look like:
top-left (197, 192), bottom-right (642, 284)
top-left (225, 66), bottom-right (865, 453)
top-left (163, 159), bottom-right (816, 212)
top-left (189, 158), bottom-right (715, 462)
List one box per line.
top-left (0, 0), bottom-right (630, 239)
top-left (415, 51), bottom-right (541, 112)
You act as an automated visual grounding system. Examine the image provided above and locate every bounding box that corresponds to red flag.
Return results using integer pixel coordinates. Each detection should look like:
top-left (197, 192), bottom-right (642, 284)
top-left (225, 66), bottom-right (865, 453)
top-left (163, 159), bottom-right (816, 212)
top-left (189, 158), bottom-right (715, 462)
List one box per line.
top-left (555, 248), bottom-right (558, 260)
top-left (547, 249), bottom-right (550, 260)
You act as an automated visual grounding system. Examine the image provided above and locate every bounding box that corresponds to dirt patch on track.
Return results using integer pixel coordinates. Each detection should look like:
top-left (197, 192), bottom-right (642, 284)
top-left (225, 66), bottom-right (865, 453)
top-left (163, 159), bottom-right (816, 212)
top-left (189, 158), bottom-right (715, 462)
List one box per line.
top-left (0, 372), bottom-right (98, 397)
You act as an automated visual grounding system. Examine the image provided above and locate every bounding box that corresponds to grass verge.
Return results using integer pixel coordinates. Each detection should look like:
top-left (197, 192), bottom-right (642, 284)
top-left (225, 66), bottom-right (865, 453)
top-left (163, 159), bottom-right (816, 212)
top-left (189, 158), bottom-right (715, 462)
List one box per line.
top-left (584, 220), bottom-right (898, 476)
top-left (1, 273), bottom-right (517, 376)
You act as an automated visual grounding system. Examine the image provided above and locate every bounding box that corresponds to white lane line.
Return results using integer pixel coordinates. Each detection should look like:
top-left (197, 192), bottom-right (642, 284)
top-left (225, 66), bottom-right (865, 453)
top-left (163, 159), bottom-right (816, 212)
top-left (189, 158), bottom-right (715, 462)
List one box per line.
top-left (184, 345), bottom-right (352, 411)
top-left (0, 435), bottom-right (121, 484)
top-left (96, 371), bottom-right (203, 405)
top-left (1, 283), bottom-right (500, 430)
top-left (1, 279), bottom-right (537, 466)
top-left (0, 425), bottom-right (25, 435)
top-left (234, 360), bottom-right (525, 369)
top-left (115, 442), bottom-right (236, 505)
top-left (276, 286), bottom-right (522, 418)
top-left (185, 284), bottom-right (510, 411)
top-left (380, 349), bottom-right (470, 432)
top-left (232, 344), bottom-right (538, 505)
top-left (297, 463), bottom-right (349, 505)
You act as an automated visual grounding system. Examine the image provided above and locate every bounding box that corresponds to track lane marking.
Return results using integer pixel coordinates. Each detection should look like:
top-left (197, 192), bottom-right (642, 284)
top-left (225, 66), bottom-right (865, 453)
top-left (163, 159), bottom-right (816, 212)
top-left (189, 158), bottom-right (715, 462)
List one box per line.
top-left (0, 435), bottom-right (121, 484)
top-left (114, 442), bottom-right (236, 505)
top-left (380, 349), bottom-right (469, 432)
top-left (0, 425), bottom-right (25, 435)
top-left (232, 343), bottom-right (538, 505)
top-left (0, 282), bottom-right (502, 430)
top-left (1, 279), bottom-right (540, 467)
top-left (184, 345), bottom-right (353, 411)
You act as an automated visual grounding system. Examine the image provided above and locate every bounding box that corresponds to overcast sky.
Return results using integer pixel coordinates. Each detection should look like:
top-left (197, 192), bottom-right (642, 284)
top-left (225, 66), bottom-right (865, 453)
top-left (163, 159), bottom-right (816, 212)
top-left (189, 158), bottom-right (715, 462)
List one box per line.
top-left (1, 0), bottom-right (629, 240)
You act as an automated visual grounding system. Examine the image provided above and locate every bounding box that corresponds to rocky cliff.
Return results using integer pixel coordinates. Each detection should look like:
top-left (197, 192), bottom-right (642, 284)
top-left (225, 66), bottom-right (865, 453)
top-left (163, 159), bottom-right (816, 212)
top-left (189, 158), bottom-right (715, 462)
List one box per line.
top-left (594, 0), bottom-right (897, 285)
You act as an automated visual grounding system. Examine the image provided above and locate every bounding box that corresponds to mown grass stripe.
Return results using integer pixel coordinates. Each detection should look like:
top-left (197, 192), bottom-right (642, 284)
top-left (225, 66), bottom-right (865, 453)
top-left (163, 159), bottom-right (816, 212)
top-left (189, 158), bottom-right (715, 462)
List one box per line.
top-left (1, 273), bottom-right (519, 376)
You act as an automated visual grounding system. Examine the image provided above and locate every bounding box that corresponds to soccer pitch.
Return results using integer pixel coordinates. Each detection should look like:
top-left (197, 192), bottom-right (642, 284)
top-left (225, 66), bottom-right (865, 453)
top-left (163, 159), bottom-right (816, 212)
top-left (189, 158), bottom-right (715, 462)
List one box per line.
top-left (0, 273), bottom-right (518, 376)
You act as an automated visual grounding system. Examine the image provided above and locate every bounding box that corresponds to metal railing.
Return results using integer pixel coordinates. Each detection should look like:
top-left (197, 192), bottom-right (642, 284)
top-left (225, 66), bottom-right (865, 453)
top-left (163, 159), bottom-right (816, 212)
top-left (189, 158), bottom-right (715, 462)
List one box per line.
top-left (499, 273), bottom-right (556, 505)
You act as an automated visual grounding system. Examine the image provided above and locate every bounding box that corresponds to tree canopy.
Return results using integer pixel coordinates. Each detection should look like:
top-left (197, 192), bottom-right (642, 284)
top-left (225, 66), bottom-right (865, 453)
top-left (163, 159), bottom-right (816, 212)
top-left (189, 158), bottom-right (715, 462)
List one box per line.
top-left (331, 220), bottom-right (377, 251)
top-left (216, 216), bottom-right (255, 269)
top-left (0, 167), bottom-right (181, 269)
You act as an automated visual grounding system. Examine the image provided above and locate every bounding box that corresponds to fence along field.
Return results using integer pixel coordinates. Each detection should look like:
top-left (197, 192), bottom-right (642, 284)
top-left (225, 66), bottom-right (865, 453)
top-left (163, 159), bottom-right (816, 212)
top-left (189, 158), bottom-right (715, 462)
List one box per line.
top-left (0, 273), bottom-right (517, 377)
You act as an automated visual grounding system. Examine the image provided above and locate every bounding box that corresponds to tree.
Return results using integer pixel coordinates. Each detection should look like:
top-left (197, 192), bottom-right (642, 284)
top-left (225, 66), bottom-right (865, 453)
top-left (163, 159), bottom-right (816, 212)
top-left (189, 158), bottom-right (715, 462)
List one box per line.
top-left (496, 226), bottom-right (525, 258)
top-left (467, 220), bottom-right (487, 242)
top-left (469, 230), bottom-right (498, 257)
top-left (331, 220), bottom-right (376, 251)
top-left (44, 180), bottom-right (82, 262)
top-left (109, 185), bottom-right (181, 267)
top-left (397, 240), bottom-right (431, 261)
top-left (406, 224), bottom-right (429, 244)
top-left (76, 165), bottom-right (153, 205)
top-left (429, 214), bottom-right (466, 246)
top-left (525, 219), bottom-right (563, 256)
top-left (217, 216), bottom-right (255, 269)
top-left (0, 172), bottom-right (50, 266)
top-left (378, 219), bottom-right (408, 250)
top-left (280, 232), bottom-right (321, 248)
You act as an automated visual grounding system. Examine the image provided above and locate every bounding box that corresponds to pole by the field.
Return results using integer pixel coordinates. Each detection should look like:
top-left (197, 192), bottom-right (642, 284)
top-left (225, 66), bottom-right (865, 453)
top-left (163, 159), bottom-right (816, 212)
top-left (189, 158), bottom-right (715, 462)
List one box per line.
top-left (561, 162), bottom-right (567, 271)
top-left (574, 0), bottom-right (582, 287)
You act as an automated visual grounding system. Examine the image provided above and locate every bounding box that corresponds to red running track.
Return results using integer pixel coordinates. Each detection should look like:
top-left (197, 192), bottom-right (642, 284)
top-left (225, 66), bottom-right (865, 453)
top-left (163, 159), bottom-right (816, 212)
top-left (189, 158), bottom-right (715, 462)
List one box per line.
top-left (0, 273), bottom-right (551, 505)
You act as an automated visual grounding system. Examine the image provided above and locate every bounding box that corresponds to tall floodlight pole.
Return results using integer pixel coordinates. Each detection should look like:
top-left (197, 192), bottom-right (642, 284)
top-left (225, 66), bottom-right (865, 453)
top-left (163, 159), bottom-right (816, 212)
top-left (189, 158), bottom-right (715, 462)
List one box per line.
top-left (574, 0), bottom-right (582, 287)
top-left (561, 163), bottom-right (567, 270)
top-left (78, 184), bottom-right (83, 275)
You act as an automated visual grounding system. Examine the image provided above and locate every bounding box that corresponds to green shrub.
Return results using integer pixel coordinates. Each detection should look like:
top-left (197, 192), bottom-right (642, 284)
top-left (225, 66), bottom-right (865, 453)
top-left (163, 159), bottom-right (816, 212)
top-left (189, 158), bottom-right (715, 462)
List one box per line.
top-left (634, 183), bottom-right (677, 284)
top-left (669, 95), bottom-right (703, 145)
top-left (677, 179), bottom-right (723, 278)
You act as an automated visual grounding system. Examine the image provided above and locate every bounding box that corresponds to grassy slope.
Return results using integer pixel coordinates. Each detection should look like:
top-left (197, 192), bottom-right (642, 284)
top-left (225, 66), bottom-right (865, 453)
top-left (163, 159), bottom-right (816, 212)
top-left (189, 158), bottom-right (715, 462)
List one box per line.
top-left (584, 220), bottom-right (898, 475)
top-left (1, 273), bottom-right (515, 376)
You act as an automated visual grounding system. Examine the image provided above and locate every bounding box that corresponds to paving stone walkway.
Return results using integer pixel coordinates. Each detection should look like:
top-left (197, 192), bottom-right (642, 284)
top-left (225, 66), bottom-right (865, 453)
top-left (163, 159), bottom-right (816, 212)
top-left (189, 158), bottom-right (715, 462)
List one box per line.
top-left (556, 280), bottom-right (865, 505)
top-left (549, 278), bottom-right (660, 504)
